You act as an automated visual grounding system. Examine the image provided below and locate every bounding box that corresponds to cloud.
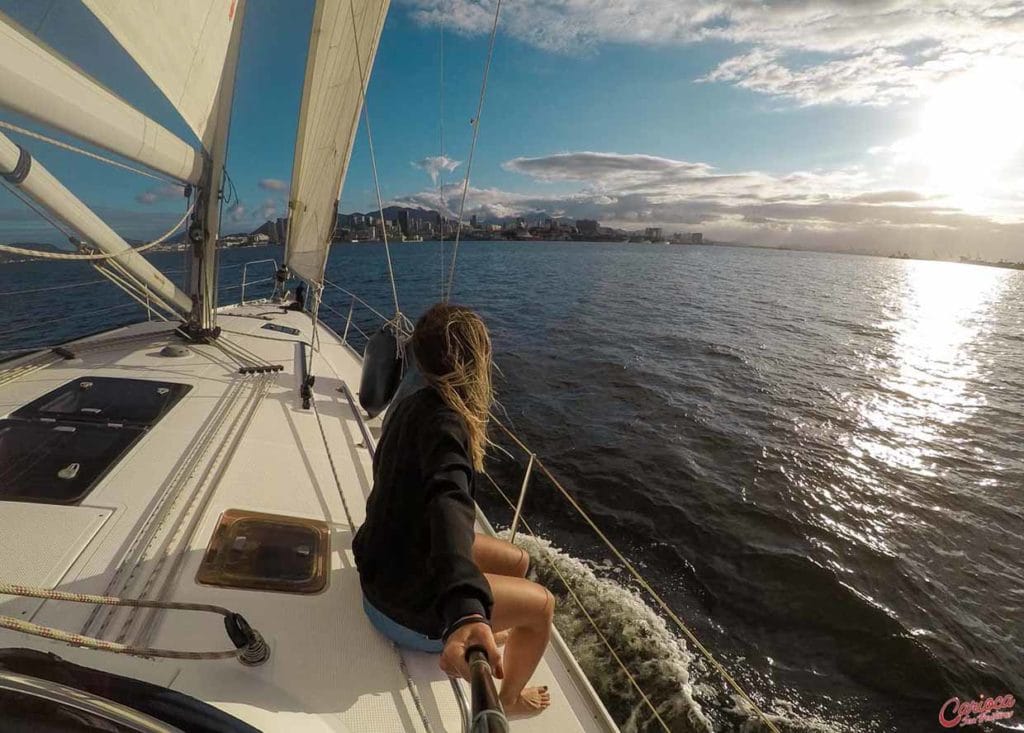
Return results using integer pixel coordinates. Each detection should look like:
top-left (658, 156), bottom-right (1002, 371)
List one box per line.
top-left (504, 152), bottom-right (713, 182)
top-left (400, 1), bottom-right (1024, 107)
top-left (258, 178), bottom-right (289, 191)
top-left (392, 150), bottom-right (1024, 258)
top-left (227, 203), bottom-right (248, 223)
top-left (135, 184), bottom-right (183, 205)
top-left (253, 198), bottom-right (280, 221)
top-left (414, 155), bottom-right (462, 185)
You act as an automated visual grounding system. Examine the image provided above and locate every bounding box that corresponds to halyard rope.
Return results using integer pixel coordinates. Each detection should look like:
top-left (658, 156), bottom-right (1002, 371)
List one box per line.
top-left (0, 203), bottom-right (193, 261)
top-left (444, 0), bottom-right (502, 302)
top-left (0, 120), bottom-right (183, 185)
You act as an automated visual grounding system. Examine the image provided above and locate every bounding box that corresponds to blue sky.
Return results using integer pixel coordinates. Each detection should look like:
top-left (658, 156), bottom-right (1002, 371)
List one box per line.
top-left (2, 1), bottom-right (1023, 257)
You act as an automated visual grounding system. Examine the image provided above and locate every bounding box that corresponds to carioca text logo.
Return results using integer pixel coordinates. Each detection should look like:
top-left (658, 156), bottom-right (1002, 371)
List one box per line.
top-left (939, 694), bottom-right (1015, 728)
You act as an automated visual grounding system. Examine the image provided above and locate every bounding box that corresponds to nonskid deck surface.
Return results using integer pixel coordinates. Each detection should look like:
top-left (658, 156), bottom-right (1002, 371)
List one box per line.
top-left (0, 303), bottom-right (613, 732)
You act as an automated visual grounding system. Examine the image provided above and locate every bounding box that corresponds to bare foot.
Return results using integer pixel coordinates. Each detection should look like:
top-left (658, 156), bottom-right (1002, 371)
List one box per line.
top-left (501, 686), bottom-right (552, 716)
top-left (494, 629), bottom-right (511, 647)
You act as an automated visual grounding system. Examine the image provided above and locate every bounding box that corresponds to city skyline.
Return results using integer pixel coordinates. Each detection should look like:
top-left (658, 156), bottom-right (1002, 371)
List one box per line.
top-left (0, 1), bottom-right (1022, 259)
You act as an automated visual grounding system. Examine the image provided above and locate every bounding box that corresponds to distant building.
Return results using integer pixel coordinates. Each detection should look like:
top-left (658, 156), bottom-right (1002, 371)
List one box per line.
top-left (397, 209), bottom-right (412, 236)
top-left (645, 227), bottom-right (663, 241)
top-left (576, 219), bottom-right (599, 236)
top-left (470, 214), bottom-right (479, 228)
top-left (275, 217), bottom-right (289, 244)
top-left (691, 232), bottom-right (703, 244)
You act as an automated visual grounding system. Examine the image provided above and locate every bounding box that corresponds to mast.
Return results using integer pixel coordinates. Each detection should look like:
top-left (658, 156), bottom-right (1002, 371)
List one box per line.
top-left (185, 0), bottom-right (248, 336)
top-left (0, 10), bottom-right (201, 184)
top-left (0, 131), bottom-right (192, 314)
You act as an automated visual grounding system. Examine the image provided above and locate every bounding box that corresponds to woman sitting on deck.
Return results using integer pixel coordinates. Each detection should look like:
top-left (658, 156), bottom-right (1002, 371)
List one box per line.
top-left (353, 303), bottom-right (553, 715)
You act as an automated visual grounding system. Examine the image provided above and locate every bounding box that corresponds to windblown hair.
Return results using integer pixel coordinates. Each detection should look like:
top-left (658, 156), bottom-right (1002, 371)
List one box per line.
top-left (411, 303), bottom-right (493, 471)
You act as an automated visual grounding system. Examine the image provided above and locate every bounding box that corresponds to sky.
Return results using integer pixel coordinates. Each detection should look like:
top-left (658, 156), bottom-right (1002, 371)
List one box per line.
top-left (2, 0), bottom-right (1024, 257)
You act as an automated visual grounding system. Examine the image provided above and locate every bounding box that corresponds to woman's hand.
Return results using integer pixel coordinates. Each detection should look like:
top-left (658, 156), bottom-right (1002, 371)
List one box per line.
top-left (440, 618), bottom-right (503, 680)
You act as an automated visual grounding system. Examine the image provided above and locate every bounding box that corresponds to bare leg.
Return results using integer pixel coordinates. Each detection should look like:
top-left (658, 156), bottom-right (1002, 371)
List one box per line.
top-left (485, 572), bottom-right (554, 715)
top-left (473, 533), bottom-right (529, 578)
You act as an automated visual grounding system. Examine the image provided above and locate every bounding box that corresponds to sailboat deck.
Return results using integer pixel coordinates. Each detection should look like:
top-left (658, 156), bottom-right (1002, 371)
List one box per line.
top-left (0, 303), bottom-right (614, 732)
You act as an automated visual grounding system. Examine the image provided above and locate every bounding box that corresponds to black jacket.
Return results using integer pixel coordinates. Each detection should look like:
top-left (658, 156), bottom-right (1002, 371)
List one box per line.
top-left (353, 387), bottom-right (493, 638)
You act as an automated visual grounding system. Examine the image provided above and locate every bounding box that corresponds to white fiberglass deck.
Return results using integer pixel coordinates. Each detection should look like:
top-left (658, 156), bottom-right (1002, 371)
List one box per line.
top-left (0, 303), bottom-right (615, 732)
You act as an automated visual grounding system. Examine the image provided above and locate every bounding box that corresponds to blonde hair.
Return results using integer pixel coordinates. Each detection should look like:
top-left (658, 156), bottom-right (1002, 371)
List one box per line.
top-left (411, 303), bottom-right (493, 471)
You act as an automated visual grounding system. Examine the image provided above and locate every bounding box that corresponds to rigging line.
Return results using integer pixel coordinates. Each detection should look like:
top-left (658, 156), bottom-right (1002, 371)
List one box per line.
top-left (0, 278), bottom-right (107, 297)
top-left (480, 471), bottom-right (674, 732)
top-left (0, 302), bottom-right (138, 339)
top-left (1, 177), bottom-right (76, 241)
top-left (347, 0), bottom-right (400, 318)
top-left (444, 0), bottom-right (502, 302)
top-left (438, 15), bottom-right (446, 302)
top-left (0, 203), bottom-right (194, 261)
top-left (0, 120), bottom-right (182, 185)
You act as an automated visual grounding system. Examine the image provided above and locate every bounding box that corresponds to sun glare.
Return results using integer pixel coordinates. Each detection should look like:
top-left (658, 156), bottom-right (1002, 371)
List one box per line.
top-left (917, 59), bottom-right (1024, 210)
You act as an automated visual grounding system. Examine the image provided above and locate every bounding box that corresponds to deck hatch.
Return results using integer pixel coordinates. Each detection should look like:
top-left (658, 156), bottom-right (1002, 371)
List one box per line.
top-left (0, 420), bottom-right (142, 504)
top-left (197, 509), bottom-right (330, 593)
top-left (13, 376), bottom-right (191, 426)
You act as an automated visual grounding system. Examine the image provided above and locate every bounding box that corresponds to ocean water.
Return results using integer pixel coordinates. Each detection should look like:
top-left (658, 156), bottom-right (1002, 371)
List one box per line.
top-left (2, 242), bottom-right (1022, 732)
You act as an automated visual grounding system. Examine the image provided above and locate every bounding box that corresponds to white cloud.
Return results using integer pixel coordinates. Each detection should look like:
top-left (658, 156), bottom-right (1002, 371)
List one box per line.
top-left (135, 184), bottom-right (182, 205)
top-left (414, 155), bottom-right (462, 185)
top-left (258, 178), bottom-right (289, 191)
top-left (227, 203), bottom-right (248, 223)
top-left (392, 150), bottom-right (1024, 258)
top-left (400, 1), bottom-right (1024, 107)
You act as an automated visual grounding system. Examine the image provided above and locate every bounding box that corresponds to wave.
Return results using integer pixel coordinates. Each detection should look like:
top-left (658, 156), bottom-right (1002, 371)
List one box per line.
top-left (511, 533), bottom-right (851, 733)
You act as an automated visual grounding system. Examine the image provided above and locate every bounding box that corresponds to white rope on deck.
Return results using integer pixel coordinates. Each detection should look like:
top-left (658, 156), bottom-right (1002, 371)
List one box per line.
top-left (0, 584), bottom-right (265, 662)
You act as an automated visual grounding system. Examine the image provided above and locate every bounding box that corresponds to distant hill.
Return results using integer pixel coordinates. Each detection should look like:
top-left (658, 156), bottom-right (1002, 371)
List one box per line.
top-left (0, 242), bottom-right (65, 264)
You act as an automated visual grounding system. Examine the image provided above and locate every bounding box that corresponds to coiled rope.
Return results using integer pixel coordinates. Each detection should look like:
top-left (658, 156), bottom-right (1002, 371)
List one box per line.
top-left (0, 203), bottom-right (193, 261)
top-left (0, 584), bottom-right (267, 664)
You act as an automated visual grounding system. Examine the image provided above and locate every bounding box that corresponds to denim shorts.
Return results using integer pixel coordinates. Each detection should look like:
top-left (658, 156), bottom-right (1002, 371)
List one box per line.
top-left (362, 596), bottom-right (444, 653)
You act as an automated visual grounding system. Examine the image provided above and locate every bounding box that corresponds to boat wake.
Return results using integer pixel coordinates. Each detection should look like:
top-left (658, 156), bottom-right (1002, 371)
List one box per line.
top-left (511, 534), bottom-right (851, 733)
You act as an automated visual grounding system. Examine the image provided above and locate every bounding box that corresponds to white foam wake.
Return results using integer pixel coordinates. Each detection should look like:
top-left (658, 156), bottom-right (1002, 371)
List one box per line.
top-left (509, 533), bottom-right (850, 733)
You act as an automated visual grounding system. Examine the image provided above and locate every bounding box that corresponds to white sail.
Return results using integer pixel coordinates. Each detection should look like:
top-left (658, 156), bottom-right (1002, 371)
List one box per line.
top-left (285, 0), bottom-right (390, 285)
top-left (0, 10), bottom-right (201, 183)
top-left (83, 0), bottom-right (242, 150)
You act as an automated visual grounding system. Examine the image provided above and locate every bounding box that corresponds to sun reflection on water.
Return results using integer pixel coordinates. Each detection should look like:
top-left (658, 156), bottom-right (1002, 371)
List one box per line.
top-left (853, 261), bottom-right (1009, 473)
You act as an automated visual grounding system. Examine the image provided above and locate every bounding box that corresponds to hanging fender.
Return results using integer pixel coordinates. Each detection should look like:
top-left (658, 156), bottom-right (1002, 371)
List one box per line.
top-left (359, 324), bottom-right (405, 418)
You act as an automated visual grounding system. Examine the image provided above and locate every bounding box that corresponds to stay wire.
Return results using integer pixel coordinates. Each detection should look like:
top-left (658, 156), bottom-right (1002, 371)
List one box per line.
top-left (438, 16), bottom-right (446, 302)
top-left (347, 0), bottom-right (401, 319)
top-left (444, 0), bottom-right (502, 302)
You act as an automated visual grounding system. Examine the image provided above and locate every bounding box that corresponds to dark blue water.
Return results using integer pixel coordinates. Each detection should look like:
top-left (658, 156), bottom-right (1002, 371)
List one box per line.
top-left (3, 242), bottom-right (1022, 732)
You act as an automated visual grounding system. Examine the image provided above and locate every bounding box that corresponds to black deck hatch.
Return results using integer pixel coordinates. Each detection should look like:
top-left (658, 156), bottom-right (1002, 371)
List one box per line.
top-left (13, 376), bottom-right (191, 427)
top-left (0, 420), bottom-right (143, 504)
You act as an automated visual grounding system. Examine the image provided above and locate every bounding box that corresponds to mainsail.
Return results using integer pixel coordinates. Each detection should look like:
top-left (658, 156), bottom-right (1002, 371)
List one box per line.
top-left (0, 9), bottom-right (201, 183)
top-left (83, 0), bottom-right (242, 150)
top-left (285, 0), bottom-right (390, 285)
